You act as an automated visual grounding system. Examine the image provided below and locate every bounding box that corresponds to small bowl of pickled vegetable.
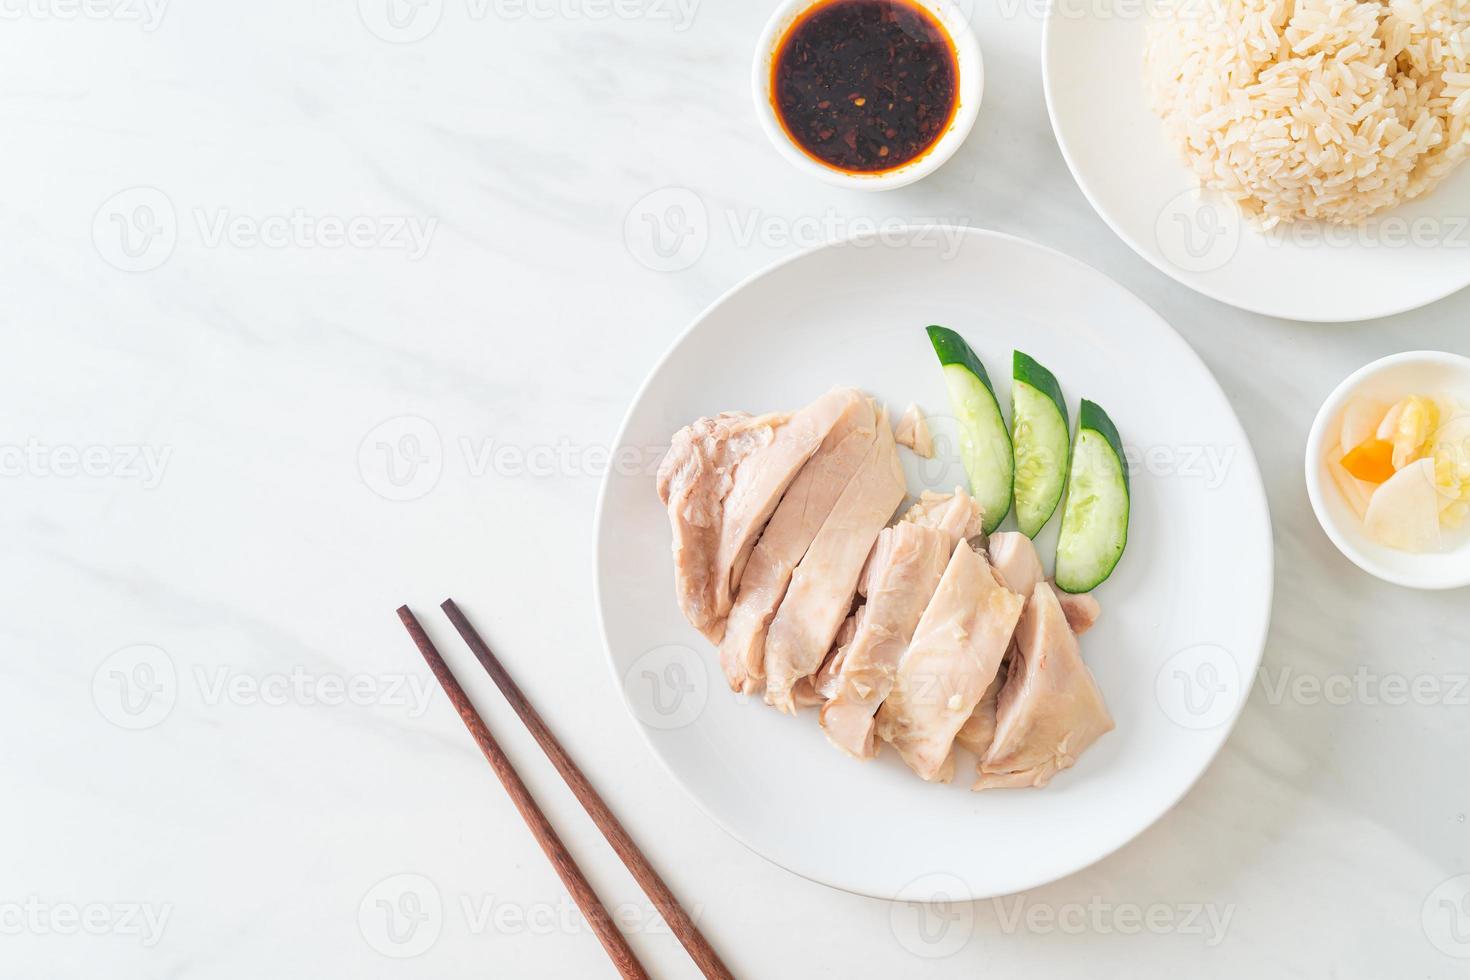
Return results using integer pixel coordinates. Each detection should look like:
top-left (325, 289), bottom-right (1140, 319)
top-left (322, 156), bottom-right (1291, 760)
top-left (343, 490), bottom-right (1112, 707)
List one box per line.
top-left (1306, 351), bottom-right (1470, 590)
top-left (753, 0), bottom-right (984, 190)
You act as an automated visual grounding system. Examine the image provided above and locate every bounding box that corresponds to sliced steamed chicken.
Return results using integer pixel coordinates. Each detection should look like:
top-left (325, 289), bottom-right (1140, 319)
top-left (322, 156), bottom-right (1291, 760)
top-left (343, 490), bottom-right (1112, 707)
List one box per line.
top-left (711, 388), bottom-right (875, 626)
top-left (955, 532), bottom-right (1103, 760)
top-left (975, 582), bottom-right (1114, 790)
top-left (952, 537), bottom-right (1034, 758)
top-left (952, 531), bottom-right (1042, 759)
top-left (819, 490), bottom-right (984, 759)
top-left (1054, 586), bottom-right (1101, 637)
top-left (988, 531), bottom-right (1045, 598)
top-left (874, 543), bottom-right (1024, 782)
top-left (893, 403), bottom-right (934, 458)
top-left (955, 667), bottom-right (1007, 760)
top-left (794, 611), bottom-right (861, 708)
top-left (656, 388), bottom-right (867, 642)
top-left (718, 397), bottom-right (876, 693)
top-left (763, 408), bottom-right (907, 713)
top-left (984, 536), bottom-right (1105, 641)
top-left (899, 488), bottom-right (985, 543)
top-left (657, 412), bottom-right (788, 640)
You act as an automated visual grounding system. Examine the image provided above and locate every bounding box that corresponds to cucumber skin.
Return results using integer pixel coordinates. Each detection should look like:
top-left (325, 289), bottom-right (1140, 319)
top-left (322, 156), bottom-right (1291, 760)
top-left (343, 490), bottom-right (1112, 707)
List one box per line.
top-left (1013, 351), bottom-right (1069, 429)
top-left (927, 326), bottom-right (996, 394)
top-left (1012, 351), bottom-right (1071, 538)
top-left (1079, 400), bottom-right (1129, 494)
top-left (1055, 401), bottom-right (1130, 594)
top-left (927, 326), bottom-right (1012, 534)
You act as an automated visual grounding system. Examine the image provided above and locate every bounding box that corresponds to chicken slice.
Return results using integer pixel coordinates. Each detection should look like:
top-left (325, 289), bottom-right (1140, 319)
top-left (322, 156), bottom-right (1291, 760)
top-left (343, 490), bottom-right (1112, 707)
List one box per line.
top-left (763, 409), bottom-right (906, 714)
top-left (956, 536), bottom-right (1103, 757)
top-left (954, 662), bottom-right (1008, 758)
top-left (656, 388), bottom-right (867, 642)
top-left (1053, 585), bottom-right (1101, 636)
top-left (953, 531), bottom-right (1043, 758)
top-left (657, 412), bottom-right (786, 639)
top-left (894, 403), bottom-right (934, 458)
top-left (818, 524), bottom-right (951, 757)
top-left (712, 387), bottom-right (871, 625)
top-left (717, 399), bottom-right (876, 693)
top-left (988, 531), bottom-right (1045, 599)
top-left (992, 533), bottom-right (1103, 637)
top-left (874, 543), bottom-right (1024, 782)
top-left (853, 487), bottom-right (980, 602)
top-left (820, 490), bottom-right (984, 759)
top-left (794, 611), bottom-right (860, 708)
top-left (958, 582), bottom-right (1101, 757)
top-left (849, 486), bottom-right (979, 602)
top-left (899, 488), bottom-right (984, 547)
top-left (975, 582), bottom-right (1114, 790)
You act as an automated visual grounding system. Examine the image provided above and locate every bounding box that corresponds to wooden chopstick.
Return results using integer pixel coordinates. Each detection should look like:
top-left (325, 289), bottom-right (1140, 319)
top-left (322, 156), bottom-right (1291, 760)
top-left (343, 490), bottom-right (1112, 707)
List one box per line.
top-left (396, 606), bottom-right (650, 980)
top-left (441, 598), bottom-right (736, 980)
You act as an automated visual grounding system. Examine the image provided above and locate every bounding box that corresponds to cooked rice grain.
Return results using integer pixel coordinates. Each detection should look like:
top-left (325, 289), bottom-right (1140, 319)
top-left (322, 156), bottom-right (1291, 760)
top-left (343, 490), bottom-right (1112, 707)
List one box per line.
top-left (1145, 0), bottom-right (1470, 225)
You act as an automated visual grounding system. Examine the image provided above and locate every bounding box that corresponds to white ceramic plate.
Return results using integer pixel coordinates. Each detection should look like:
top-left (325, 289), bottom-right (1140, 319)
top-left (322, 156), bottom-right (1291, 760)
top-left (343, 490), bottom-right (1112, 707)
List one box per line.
top-left (595, 229), bottom-right (1274, 900)
top-left (1043, 0), bottom-right (1470, 323)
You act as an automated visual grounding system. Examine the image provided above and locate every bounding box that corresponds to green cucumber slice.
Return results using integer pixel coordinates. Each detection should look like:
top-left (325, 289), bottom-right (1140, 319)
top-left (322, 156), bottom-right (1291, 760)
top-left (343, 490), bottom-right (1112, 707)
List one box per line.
top-left (1012, 351), bottom-right (1070, 538)
top-left (1055, 400), bottom-right (1130, 593)
top-left (926, 326), bottom-right (1013, 534)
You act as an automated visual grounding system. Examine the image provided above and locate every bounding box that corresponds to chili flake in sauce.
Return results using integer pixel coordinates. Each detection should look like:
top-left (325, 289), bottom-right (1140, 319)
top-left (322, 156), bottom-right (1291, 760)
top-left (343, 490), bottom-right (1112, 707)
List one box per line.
top-left (772, 0), bottom-right (960, 174)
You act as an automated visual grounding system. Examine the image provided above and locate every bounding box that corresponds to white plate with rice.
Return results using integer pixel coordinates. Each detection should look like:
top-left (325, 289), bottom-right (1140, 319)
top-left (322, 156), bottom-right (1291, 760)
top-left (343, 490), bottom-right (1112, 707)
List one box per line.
top-left (1044, 0), bottom-right (1470, 323)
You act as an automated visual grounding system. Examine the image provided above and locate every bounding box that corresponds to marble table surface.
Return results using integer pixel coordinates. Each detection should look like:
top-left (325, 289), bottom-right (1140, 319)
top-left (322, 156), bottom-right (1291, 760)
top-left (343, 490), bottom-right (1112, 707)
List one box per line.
top-left (5, 1), bottom-right (1469, 977)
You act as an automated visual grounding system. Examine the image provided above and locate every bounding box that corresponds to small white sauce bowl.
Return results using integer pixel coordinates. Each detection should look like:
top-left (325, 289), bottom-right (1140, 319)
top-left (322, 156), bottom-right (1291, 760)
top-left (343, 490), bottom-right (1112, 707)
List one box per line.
top-left (752, 0), bottom-right (984, 191)
top-left (1305, 350), bottom-right (1470, 590)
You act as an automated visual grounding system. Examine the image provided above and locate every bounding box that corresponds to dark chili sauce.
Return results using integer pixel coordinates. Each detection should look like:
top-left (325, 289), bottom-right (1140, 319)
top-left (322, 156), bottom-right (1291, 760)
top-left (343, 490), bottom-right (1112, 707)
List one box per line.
top-left (772, 0), bottom-right (960, 175)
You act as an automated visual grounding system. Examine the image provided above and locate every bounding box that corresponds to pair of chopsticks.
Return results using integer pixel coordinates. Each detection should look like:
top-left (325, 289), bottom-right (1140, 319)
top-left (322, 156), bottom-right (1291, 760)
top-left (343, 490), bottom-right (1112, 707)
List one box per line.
top-left (398, 600), bottom-right (734, 980)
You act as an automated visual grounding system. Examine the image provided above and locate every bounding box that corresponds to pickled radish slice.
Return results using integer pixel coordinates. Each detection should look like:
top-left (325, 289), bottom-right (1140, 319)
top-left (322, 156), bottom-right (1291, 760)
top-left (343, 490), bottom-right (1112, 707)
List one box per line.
top-left (1326, 445), bottom-right (1373, 519)
top-left (1364, 459), bottom-right (1441, 552)
top-left (1340, 397), bottom-right (1388, 454)
top-left (1376, 399), bottom-right (1407, 441)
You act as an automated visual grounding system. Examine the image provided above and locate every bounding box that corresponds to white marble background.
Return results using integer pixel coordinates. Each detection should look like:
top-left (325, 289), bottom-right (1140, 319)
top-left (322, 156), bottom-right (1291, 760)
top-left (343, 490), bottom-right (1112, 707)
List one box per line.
top-left (4, 0), bottom-right (1468, 977)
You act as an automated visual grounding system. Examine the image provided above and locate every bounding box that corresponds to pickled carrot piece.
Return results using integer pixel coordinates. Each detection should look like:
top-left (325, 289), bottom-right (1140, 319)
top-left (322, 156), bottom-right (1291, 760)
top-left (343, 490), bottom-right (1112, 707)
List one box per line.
top-left (1341, 438), bottom-right (1397, 484)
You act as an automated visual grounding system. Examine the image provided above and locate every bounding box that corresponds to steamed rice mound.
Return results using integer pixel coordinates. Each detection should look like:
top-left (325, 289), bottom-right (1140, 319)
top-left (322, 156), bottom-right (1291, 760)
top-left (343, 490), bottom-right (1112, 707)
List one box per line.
top-left (1145, 0), bottom-right (1470, 226)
